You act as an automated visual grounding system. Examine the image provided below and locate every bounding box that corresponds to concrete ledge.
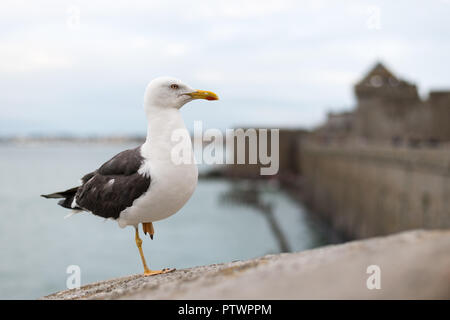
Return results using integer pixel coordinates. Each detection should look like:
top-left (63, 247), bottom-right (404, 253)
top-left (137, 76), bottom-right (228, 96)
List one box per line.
top-left (42, 229), bottom-right (450, 300)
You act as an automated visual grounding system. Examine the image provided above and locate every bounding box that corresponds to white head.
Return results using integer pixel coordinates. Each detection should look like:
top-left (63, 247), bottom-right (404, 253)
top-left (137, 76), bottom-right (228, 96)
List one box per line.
top-left (144, 77), bottom-right (218, 111)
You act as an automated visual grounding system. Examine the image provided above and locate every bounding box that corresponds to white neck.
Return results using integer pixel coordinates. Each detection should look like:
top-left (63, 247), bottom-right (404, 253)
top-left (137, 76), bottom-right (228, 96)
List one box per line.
top-left (141, 105), bottom-right (190, 160)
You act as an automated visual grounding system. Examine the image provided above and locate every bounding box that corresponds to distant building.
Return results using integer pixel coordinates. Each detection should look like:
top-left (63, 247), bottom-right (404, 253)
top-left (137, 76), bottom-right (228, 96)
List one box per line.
top-left (314, 111), bottom-right (355, 144)
top-left (314, 62), bottom-right (450, 146)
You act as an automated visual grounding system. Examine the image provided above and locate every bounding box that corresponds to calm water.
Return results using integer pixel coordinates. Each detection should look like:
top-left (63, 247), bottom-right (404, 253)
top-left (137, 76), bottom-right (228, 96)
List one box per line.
top-left (0, 143), bottom-right (338, 299)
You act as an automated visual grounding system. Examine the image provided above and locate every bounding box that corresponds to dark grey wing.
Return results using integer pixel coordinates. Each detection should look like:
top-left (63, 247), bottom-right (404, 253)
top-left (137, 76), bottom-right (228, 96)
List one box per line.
top-left (97, 146), bottom-right (144, 176)
top-left (81, 172), bottom-right (95, 184)
top-left (75, 146), bottom-right (151, 219)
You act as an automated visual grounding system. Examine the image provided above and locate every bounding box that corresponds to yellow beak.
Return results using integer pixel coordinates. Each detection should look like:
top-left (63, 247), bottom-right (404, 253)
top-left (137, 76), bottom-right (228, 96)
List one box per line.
top-left (187, 90), bottom-right (219, 101)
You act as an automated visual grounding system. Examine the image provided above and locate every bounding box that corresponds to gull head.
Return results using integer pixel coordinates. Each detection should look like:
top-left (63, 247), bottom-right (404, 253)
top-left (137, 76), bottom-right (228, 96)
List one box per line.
top-left (144, 77), bottom-right (219, 110)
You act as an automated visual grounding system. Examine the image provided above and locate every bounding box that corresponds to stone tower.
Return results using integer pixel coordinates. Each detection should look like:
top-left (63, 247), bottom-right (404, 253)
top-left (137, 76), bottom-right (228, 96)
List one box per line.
top-left (313, 62), bottom-right (450, 145)
top-left (354, 62), bottom-right (423, 143)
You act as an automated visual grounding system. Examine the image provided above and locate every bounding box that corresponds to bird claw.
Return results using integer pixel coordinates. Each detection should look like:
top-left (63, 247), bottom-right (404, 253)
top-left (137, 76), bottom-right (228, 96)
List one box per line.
top-left (143, 268), bottom-right (176, 276)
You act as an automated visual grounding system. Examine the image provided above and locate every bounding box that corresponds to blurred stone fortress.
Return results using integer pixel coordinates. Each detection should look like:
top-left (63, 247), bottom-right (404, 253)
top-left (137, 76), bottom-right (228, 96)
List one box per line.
top-left (315, 62), bottom-right (450, 146)
top-left (221, 62), bottom-right (450, 240)
top-left (299, 63), bottom-right (450, 239)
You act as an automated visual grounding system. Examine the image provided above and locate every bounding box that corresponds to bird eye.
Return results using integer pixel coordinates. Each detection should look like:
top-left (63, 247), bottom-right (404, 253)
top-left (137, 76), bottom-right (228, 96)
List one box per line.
top-left (170, 84), bottom-right (179, 89)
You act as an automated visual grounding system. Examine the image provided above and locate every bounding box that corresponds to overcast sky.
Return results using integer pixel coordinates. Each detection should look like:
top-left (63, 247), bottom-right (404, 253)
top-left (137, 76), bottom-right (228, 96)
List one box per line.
top-left (1, 0), bottom-right (449, 136)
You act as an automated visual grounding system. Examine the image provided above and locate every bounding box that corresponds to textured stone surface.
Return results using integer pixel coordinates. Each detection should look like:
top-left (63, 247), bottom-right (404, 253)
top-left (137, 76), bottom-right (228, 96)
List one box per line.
top-left (42, 229), bottom-right (450, 300)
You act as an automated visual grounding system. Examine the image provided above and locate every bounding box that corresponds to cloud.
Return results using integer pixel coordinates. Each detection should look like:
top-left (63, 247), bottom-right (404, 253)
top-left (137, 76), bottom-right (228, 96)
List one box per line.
top-left (0, 0), bottom-right (449, 135)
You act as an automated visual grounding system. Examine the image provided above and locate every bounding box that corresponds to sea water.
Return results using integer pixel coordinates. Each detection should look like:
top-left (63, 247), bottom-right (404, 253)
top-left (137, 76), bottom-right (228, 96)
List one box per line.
top-left (0, 143), bottom-right (338, 299)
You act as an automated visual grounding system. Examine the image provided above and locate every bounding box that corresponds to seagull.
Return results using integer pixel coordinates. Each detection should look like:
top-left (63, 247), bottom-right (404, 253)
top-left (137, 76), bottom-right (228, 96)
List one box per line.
top-left (42, 77), bottom-right (219, 276)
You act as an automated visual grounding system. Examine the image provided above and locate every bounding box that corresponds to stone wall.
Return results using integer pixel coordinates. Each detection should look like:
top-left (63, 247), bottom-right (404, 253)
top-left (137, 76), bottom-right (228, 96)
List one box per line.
top-left (223, 129), bottom-right (307, 178)
top-left (299, 143), bottom-right (450, 239)
top-left (42, 230), bottom-right (450, 300)
top-left (428, 91), bottom-right (450, 142)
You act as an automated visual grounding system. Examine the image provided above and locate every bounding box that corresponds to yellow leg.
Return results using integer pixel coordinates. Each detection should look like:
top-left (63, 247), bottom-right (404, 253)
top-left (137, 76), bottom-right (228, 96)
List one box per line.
top-left (134, 227), bottom-right (175, 276)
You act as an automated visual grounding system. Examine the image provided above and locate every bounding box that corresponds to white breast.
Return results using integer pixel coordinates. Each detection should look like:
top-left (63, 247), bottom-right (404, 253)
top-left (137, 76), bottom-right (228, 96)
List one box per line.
top-left (117, 108), bottom-right (198, 228)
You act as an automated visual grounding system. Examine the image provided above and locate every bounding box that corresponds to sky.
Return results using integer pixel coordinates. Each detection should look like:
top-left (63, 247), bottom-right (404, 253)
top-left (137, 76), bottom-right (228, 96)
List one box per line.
top-left (1, 0), bottom-right (450, 136)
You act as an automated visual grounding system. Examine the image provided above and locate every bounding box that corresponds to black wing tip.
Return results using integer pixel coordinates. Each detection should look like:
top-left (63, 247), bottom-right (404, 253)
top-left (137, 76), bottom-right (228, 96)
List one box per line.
top-left (41, 187), bottom-right (80, 199)
top-left (41, 193), bottom-right (63, 199)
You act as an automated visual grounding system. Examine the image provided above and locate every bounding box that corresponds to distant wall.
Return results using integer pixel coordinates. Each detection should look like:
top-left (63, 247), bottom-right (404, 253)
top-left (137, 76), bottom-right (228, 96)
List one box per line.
top-left (428, 91), bottom-right (450, 142)
top-left (299, 144), bottom-right (450, 239)
top-left (224, 129), bottom-right (307, 178)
